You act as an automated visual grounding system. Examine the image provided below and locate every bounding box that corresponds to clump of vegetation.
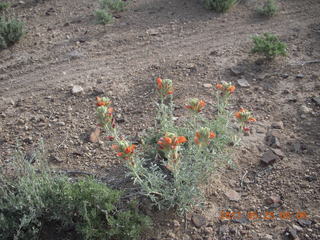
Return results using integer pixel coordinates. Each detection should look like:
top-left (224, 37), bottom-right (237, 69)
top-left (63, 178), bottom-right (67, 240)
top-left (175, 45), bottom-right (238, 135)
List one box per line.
top-left (0, 17), bottom-right (24, 49)
top-left (95, 0), bottom-right (127, 25)
top-left (100, 0), bottom-right (127, 12)
top-left (0, 2), bottom-right (10, 11)
top-left (251, 33), bottom-right (287, 60)
top-left (204, 0), bottom-right (237, 13)
top-left (95, 80), bottom-right (256, 213)
top-left (257, 0), bottom-right (278, 17)
top-left (95, 9), bottom-right (113, 25)
top-left (0, 145), bottom-right (150, 240)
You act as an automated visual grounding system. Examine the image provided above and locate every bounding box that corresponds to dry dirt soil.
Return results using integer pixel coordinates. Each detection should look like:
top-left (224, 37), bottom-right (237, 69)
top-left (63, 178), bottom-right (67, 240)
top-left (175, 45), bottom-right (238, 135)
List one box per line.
top-left (0, 0), bottom-right (320, 239)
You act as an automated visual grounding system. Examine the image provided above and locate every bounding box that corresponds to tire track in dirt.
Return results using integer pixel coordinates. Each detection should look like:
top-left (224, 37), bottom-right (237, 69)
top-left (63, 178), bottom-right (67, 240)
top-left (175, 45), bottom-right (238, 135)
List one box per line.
top-left (1, 1), bottom-right (319, 99)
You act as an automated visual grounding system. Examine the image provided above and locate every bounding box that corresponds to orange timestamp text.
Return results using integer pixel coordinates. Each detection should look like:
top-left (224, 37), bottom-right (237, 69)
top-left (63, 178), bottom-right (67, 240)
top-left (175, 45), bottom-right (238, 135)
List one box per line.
top-left (219, 211), bottom-right (308, 221)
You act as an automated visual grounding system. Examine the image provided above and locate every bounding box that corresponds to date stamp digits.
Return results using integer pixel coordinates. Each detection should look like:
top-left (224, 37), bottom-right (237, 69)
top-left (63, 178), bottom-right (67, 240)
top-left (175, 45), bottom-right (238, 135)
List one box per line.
top-left (219, 211), bottom-right (308, 221)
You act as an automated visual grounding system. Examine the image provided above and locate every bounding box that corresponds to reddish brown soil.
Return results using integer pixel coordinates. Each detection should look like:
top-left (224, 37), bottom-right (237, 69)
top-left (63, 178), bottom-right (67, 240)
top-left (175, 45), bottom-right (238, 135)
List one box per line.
top-left (0, 0), bottom-right (320, 239)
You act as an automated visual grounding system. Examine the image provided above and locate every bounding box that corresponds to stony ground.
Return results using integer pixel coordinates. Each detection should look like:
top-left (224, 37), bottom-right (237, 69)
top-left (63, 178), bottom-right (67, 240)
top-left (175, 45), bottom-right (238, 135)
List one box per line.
top-left (0, 0), bottom-right (320, 239)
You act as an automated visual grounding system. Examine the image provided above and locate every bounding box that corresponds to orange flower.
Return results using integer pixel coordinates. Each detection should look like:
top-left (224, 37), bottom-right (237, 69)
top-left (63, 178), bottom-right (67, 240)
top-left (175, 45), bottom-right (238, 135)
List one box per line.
top-left (113, 142), bottom-right (136, 160)
top-left (209, 132), bottom-right (216, 139)
top-left (194, 128), bottom-right (215, 146)
top-left (248, 117), bottom-right (256, 122)
top-left (157, 133), bottom-right (187, 151)
top-left (156, 78), bottom-right (173, 97)
top-left (216, 81), bottom-right (236, 95)
top-left (96, 97), bottom-right (111, 107)
top-left (185, 98), bottom-right (206, 113)
top-left (216, 83), bottom-right (223, 90)
top-left (156, 77), bottom-right (162, 89)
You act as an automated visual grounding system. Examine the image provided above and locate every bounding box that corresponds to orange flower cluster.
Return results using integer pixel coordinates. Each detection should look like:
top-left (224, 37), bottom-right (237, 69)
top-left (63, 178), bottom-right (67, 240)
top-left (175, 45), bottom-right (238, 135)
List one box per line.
top-left (96, 97), bottom-right (111, 107)
top-left (156, 78), bottom-right (174, 98)
top-left (112, 141), bottom-right (136, 165)
top-left (157, 133), bottom-right (187, 172)
top-left (185, 98), bottom-right (206, 113)
top-left (96, 97), bottom-right (115, 128)
top-left (194, 127), bottom-right (216, 146)
top-left (216, 81), bottom-right (236, 95)
top-left (234, 108), bottom-right (256, 123)
top-left (157, 133), bottom-right (187, 151)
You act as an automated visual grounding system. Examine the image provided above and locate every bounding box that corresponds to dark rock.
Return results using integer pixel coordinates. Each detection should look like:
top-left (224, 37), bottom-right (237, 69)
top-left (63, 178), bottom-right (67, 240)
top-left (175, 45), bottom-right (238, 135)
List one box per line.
top-left (265, 133), bottom-right (281, 148)
top-left (271, 121), bottom-right (284, 129)
top-left (296, 74), bottom-right (304, 79)
top-left (282, 74), bottom-right (289, 78)
top-left (297, 219), bottom-right (312, 227)
top-left (284, 227), bottom-right (298, 240)
top-left (191, 214), bottom-right (207, 228)
top-left (312, 97), bottom-right (320, 106)
top-left (265, 194), bottom-right (282, 207)
top-left (261, 150), bottom-right (279, 165)
top-left (271, 148), bottom-right (285, 159)
top-left (305, 175), bottom-right (317, 182)
top-left (230, 66), bottom-right (244, 76)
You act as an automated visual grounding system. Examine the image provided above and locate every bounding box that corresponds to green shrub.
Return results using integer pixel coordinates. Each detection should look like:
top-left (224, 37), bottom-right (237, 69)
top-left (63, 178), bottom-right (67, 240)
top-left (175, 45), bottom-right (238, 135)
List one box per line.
top-left (0, 146), bottom-right (150, 240)
top-left (251, 33), bottom-right (287, 59)
top-left (0, 2), bottom-right (10, 11)
top-left (204, 0), bottom-right (236, 13)
top-left (257, 0), bottom-right (278, 17)
top-left (100, 0), bottom-right (127, 12)
top-left (95, 9), bottom-right (113, 24)
top-left (0, 17), bottom-right (24, 49)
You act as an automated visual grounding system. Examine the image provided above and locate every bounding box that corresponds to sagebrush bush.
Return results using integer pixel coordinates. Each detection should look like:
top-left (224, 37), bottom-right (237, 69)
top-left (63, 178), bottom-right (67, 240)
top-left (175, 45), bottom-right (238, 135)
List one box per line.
top-left (0, 2), bottom-right (10, 11)
top-left (0, 145), bottom-right (150, 240)
top-left (251, 33), bottom-right (287, 59)
top-left (95, 9), bottom-right (113, 24)
top-left (257, 0), bottom-right (278, 17)
top-left (100, 0), bottom-right (127, 12)
top-left (204, 0), bottom-right (236, 13)
top-left (95, 81), bottom-right (256, 213)
top-left (0, 17), bottom-right (24, 49)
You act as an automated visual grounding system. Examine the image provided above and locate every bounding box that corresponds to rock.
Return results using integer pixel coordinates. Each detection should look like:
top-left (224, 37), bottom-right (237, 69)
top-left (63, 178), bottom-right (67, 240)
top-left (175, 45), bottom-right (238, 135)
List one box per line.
top-left (225, 189), bottom-right (241, 201)
top-left (282, 74), bottom-right (289, 79)
top-left (297, 219), bottom-right (312, 227)
top-left (271, 148), bottom-right (285, 159)
top-left (265, 133), bottom-right (281, 148)
top-left (67, 50), bottom-right (84, 60)
top-left (56, 121), bottom-right (65, 126)
top-left (305, 175), bottom-right (317, 182)
top-left (49, 155), bottom-right (63, 163)
top-left (219, 225), bottom-right (229, 234)
top-left (261, 150), bottom-right (279, 165)
top-left (284, 227), bottom-right (298, 240)
top-left (89, 128), bottom-right (100, 143)
top-left (147, 28), bottom-right (159, 35)
top-left (237, 78), bottom-right (250, 88)
top-left (191, 214), bottom-right (207, 228)
top-left (173, 220), bottom-right (180, 228)
top-left (271, 121), bottom-right (284, 129)
top-left (292, 224), bottom-right (303, 232)
top-left (203, 83), bottom-right (213, 88)
top-left (300, 105), bottom-right (312, 114)
top-left (296, 74), bottom-right (304, 79)
top-left (230, 66), bottom-right (244, 76)
top-left (312, 97), bottom-right (320, 106)
top-left (71, 85), bottom-right (84, 95)
top-left (265, 194), bottom-right (282, 207)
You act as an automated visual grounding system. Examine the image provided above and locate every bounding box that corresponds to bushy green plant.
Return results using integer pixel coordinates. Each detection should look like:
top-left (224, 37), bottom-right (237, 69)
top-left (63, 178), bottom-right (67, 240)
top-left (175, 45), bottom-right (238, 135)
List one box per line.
top-left (0, 145), bottom-right (150, 240)
top-left (204, 0), bottom-right (236, 13)
top-left (100, 0), bottom-right (127, 12)
top-left (0, 2), bottom-right (10, 11)
top-left (0, 17), bottom-right (24, 49)
top-left (95, 9), bottom-right (113, 24)
top-left (95, 81), bottom-right (255, 213)
top-left (257, 0), bottom-right (278, 17)
top-left (251, 33), bottom-right (287, 59)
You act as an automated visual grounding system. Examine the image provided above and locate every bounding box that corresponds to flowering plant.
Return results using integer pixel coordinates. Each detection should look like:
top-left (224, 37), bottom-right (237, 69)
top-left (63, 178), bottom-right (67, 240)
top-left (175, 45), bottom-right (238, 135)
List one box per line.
top-left (95, 78), bottom-right (255, 213)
